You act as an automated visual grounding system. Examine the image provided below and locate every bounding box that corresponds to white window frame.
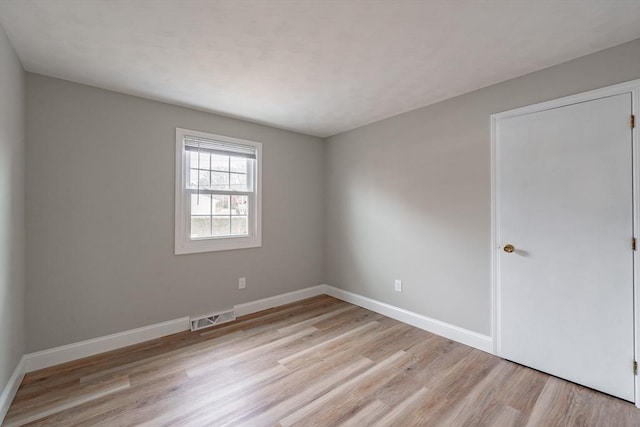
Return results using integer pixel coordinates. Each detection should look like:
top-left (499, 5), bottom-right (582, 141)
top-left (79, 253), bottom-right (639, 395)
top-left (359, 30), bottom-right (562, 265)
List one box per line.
top-left (175, 128), bottom-right (262, 254)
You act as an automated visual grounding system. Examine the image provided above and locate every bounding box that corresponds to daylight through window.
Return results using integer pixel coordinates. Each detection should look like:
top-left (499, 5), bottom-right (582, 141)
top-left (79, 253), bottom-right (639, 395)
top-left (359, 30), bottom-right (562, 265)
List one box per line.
top-left (175, 129), bottom-right (262, 254)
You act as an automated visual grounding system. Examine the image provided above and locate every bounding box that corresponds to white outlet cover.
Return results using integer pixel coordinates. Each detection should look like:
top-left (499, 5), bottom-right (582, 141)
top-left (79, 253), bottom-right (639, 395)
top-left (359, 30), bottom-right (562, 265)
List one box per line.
top-left (239, 277), bottom-right (246, 289)
top-left (394, 280), bottom-right (402, 292)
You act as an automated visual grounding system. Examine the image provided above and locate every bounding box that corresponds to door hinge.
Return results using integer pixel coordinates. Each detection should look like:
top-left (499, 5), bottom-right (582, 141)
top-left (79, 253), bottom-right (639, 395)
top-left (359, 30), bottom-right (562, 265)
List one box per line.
top-left (633, 238), bottom-right (637, 251)
top-left (634, 361), bottom-right (637, 375)
top-left (632, 115), bottom-right (636, 129)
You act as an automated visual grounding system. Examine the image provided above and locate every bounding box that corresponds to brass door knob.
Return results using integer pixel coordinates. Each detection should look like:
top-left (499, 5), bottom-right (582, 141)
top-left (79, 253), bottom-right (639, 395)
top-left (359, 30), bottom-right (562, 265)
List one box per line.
top-left (503, 244), bottom-right (515, 253)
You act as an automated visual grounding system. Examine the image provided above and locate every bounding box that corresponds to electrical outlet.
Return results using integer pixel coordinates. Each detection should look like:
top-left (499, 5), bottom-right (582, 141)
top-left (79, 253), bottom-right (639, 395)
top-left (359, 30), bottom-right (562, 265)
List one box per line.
top-left (394, 279), bottom-right (402, 292)
top-left (239, 277), bottom-right (246, 289)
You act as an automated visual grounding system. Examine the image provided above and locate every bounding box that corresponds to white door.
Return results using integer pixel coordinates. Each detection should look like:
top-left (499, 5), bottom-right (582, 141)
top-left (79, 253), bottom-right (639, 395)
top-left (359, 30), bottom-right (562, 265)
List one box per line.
top-left (497, 92), bottom-right (634, 401)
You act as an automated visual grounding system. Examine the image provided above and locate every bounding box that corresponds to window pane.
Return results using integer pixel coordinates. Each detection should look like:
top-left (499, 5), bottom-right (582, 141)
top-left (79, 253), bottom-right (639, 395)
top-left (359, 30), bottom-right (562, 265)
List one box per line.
top-left (191, 194), bottom-right (211, 215)
top-left (190, 151), bottom-right (210, 170)
top-left (189, 169), bottom-right (198, 187)
top-left (212, 217), bottom-right (231, 236)
top-left (230, 157), bottom-right (247, 173)
top-left (191, 216), bottom-right (211, 238)
top-left (211, 154), bottom-right (229, 172)
top-left (211, 171), bottom-right (230, 190)
top-left (213, 195), bottom-right (230, 214)
top-left (231, 195), bottom-right (248, 215)
top-left (230, 173), bottom-right (248, 191)
top-left (194, 170), bottom-right (210, 188)
top-left (231, 216), bottom-right (248, 235)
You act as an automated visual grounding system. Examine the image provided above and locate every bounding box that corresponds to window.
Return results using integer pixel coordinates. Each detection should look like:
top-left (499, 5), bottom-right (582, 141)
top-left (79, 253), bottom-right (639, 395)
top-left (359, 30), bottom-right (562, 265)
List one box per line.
top-left (175, 128), bottom-right (262, 254)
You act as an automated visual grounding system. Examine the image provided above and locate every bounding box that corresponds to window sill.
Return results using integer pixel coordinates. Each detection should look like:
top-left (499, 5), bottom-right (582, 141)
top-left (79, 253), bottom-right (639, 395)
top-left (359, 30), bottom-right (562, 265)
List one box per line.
top-left (175, 236), bottom-right (262, 255)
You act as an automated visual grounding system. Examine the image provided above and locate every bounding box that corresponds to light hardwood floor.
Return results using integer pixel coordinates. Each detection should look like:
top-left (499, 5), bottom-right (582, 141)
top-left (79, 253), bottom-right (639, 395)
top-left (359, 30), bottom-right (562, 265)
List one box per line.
top-left (4, 295), bottom-right (640, 426)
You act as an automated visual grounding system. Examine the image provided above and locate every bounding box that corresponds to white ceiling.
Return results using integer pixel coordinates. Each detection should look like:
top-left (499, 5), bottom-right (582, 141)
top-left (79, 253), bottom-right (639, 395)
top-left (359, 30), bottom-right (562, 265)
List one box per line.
top-left (1, 0), bottom-right (639, 137)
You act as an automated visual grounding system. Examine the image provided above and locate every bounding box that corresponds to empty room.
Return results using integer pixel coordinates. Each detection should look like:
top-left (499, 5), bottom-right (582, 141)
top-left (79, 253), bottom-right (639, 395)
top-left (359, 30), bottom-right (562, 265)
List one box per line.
top-left (1, 0), bottom-right (640, 425)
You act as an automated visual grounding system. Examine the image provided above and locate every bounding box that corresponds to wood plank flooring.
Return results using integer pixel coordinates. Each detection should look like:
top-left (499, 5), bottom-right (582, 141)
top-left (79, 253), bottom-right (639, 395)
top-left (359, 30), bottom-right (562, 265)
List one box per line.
top-left (4, 295), bottom-right (640, 426)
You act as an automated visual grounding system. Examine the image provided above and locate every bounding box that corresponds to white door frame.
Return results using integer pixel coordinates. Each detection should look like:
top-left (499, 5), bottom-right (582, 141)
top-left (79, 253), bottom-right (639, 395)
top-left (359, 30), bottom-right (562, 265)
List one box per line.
top-left (491, 78), bottom-right (640, 406)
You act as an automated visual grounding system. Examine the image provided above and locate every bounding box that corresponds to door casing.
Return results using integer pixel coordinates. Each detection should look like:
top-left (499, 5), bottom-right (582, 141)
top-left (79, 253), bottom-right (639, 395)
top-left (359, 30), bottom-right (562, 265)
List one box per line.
top-left (490, 79), bottom-right (640, 406)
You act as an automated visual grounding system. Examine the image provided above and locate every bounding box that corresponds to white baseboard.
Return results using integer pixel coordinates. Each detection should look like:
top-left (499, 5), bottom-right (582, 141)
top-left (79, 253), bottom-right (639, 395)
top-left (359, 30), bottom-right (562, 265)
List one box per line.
top-left (20, 283), bottom-right (491, 377)
top-left (0, 356), bottom-right (25, 424)
top-left (24, 317), bottom-right (190, 373)
top-left (21, 285), bottom-right (327, 373)
top-left (233, 285), bottom-right (326, 317)
top-left (322, 285), bottom-right (493, 353)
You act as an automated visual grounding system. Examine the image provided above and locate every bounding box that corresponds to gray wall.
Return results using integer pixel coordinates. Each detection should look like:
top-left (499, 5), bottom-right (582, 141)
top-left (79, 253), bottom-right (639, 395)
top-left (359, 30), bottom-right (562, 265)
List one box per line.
top-left (22, 38), bottom-right (640, 352)
top-left (0, 25), bottom-right (26, 391)
top-left (26, 74), bottom-right (324, 352)
top-left (325, 39), bottom-right (640, 336)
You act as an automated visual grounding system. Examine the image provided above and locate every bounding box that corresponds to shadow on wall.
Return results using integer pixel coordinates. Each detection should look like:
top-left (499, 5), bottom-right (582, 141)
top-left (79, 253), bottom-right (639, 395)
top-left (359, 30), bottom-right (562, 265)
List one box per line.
top-left (326, 131), bottom-right (490, 333)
